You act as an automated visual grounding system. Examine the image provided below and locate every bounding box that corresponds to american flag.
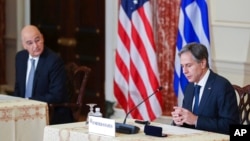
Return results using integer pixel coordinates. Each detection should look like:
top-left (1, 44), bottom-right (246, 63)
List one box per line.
top-left (114, 0), bottom-right (162, 121)
top-left (174, 0), bottom-right (211, 106)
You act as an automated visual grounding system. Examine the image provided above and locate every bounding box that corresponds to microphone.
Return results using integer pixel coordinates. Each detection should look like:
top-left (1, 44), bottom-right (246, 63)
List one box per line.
top-left (115, 86), bottom-right (163, 134)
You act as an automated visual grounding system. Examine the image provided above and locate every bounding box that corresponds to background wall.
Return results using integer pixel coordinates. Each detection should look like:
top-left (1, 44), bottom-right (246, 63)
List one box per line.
top-left (4, 0), bottom-right (30, 90)
top-left (4, 0), bottom-right (17, 90)
top-left (209, 0), bottom-right (250, 86)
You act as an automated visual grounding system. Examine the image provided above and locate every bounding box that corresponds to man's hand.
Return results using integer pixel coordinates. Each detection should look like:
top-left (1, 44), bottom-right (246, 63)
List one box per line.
top-left (171, 106), bottom-right (198, 126)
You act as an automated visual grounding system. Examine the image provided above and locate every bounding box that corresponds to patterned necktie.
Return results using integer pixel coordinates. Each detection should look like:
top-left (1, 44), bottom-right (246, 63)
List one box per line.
top-left (25, 59), bottom-right (35, 98)
top-left (193, 85), bottom-right (201, 115)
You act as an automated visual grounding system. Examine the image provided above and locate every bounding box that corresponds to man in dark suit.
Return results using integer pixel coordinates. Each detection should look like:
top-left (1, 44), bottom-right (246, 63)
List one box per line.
top-left (171, 42), bottom-right (240, 134)
top-left (14, 25), bottom-right (73, 124)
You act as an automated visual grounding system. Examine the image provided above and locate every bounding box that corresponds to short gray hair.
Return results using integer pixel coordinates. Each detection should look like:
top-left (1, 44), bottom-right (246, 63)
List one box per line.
top-left (178, 42), bottom-right (209, 68)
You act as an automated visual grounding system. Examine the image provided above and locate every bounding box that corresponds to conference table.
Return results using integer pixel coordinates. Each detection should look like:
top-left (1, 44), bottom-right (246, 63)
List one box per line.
top-left (43, 119), bottom-right (229, 141)
top-left (0, 94), bottom-right (48, 141)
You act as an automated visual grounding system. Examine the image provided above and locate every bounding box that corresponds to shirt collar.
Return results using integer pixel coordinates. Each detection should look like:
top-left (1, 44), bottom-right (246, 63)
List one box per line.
top-left (196, 69), bottom-right (210, 87)
top-left (28, 55), bottom-right (39, 62)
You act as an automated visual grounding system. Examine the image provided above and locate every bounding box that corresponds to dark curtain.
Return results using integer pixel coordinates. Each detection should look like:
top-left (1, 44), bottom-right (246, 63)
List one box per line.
top-left (0, 0), bottom-right (6, 85)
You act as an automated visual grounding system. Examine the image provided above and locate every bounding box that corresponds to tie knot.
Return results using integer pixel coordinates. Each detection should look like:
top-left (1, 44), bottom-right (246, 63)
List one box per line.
top-left (30, 59), bottom-right (35, 65)
top-left (195, 85), bottom-right (201, 89)
top-left (194, 85), bottom-right (201, 96)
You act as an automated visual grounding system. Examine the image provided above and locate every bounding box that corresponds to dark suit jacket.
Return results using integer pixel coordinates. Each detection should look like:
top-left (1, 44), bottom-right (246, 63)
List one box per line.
top-left (181, 70), bottom-right (240, 134)
top-left (14, 47), bottom-right (73, 124)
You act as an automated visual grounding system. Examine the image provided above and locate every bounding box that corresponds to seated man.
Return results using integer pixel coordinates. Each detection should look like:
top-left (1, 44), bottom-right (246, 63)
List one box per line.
top-left (171, 42), bottom-right (240, 134)
top-left (14, 25), bottom-right (73, 124)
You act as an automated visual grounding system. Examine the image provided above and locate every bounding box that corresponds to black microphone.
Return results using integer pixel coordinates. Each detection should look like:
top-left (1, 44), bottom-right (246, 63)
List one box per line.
top-left (115, 86), bottom-right (163, 134)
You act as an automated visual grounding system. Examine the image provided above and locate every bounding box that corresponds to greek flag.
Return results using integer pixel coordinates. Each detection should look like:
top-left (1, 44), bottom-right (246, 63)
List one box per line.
top-left (174, 0), bottom-right (211, 106)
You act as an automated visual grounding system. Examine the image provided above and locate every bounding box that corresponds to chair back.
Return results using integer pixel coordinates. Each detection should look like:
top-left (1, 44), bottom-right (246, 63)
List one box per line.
top-left (232, 84), bottom-right (250, 125)
top-left (65, 62), bottom-right (91, 105)
top-left (50, 62), bottom-right (91, 122)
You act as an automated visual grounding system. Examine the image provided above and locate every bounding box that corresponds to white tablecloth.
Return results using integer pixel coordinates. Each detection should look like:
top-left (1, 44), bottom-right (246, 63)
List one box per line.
top-left (0, 94), bottom-right (48, 141)
top-left (43, 119), bottom-right (229, 141)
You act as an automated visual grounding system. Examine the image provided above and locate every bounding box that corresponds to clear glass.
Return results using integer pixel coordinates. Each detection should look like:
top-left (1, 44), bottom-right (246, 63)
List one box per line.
top-left (86, 103), bottom-right (97, 125)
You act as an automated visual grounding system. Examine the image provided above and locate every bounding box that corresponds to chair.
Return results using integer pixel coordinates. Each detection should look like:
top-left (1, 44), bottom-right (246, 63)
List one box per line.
top-left (232, 84), bottom-right (250, 125)
top-left (48, 62), bottom-right (91, 124)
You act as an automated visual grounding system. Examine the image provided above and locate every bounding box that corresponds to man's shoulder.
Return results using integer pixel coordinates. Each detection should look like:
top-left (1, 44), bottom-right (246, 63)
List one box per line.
top-left (209, 70), bottom-right (232, 86)
top-left (16, 49), bottom-right (27, 54)
top-left (41, 48), bottom-right (62, 60)
top-left (16, 49), bottom-right (28, 59)
top-left (39, 48), bottom-right (64, 68)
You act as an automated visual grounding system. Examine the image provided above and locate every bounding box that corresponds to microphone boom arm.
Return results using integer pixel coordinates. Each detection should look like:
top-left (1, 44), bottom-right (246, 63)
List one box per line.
top-left (123, 86), bottom-right (162, 124)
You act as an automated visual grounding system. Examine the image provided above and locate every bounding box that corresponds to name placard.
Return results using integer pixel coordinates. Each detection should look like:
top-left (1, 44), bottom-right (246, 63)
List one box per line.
top-left (88, 116), bottom-right (115, 137)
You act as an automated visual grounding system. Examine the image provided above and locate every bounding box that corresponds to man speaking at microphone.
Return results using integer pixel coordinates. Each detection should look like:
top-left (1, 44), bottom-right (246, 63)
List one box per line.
top-left (171, 43), bottom-right (239, 134)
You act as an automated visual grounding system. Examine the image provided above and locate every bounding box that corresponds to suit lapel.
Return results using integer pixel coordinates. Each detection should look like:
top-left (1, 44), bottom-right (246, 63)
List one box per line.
top-left (182, 83), bottom-right (196, 111)
top-left (198, 71), bottom-right (216, 114)
top-left (33, 48), bottom-right (47, 89)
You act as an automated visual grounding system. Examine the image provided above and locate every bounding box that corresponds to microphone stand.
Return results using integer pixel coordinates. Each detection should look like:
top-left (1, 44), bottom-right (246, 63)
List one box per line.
top-left (116, 86), bottom-right (163, 134)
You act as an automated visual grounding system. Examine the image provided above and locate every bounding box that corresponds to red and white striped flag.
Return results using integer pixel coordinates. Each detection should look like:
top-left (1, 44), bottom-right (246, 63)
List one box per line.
top-left (114, 0), bottom-right (162, 121)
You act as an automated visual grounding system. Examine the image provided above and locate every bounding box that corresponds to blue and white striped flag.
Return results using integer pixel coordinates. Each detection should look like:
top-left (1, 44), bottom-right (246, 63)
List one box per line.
top-left (174, 0), bottom-right (211, 106)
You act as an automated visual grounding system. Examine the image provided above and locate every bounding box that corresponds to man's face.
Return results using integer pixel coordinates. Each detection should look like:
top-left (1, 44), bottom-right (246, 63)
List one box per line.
top-left (180, 51), bottom-right (206, 83)
top-left (22, 29), bottom-right (44, 57)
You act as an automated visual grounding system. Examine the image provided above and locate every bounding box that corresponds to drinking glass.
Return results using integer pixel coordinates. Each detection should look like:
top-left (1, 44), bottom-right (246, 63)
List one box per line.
top-left (86, 103), bottom-right (96, 124)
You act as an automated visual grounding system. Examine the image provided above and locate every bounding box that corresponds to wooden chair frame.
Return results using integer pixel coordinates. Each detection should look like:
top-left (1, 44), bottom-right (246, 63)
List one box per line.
top-left (49, 62), bottom-right (91, 123)
top-left (233, 84), bottom-right (250, 125)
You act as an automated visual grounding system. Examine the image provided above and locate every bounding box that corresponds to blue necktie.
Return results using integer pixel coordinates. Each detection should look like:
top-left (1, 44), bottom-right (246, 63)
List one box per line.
top-left (193, 85), bottom-right (201, 115)
top-left (25, 59), bottom-right (35, 98)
